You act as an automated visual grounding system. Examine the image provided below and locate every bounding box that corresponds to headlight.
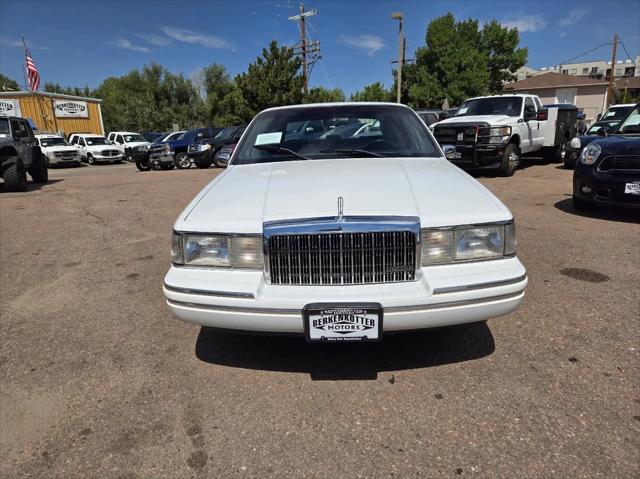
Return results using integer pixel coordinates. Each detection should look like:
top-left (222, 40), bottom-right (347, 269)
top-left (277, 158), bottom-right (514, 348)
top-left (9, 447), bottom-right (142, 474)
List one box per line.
top-left (163, 144), bottom-right (172, 154)
top-left (138, 145), bottom-right (149, 152)
top-left (171, 232), bottom-right (263, 269)
top-left (580, 143), bottom-right (601, 165)
top-left (200, 144), bottom-right (212, 152)
top-left (487, 126), bottom-right (511, 144)
top-left (421, 222), bottom-right (516, 266)
top-left (570, 137), bottom-right (581, 149)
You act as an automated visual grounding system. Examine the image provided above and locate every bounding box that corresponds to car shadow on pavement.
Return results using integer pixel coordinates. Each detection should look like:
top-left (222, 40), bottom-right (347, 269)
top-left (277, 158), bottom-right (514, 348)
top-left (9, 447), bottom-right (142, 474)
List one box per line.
top-left (195, 322), bottom-right (495, 381)
top-left (0, 178), bottom-right (63, 193)
top-left (554, 197), bottom-right (640, 224)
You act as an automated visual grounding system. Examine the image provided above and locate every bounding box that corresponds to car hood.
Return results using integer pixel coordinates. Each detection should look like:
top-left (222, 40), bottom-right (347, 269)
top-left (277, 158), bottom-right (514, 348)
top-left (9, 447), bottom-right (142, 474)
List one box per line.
top-left (177, 158), bottom-right (511, 234)
top-left (86, 144), bottom-right (118, 151)
top-left (42, 145), bottom-right (78, 154)
top-left (127, 141), bottom-right (150, 148)
top-left (433, 115), bottom-right (514, 128)
top-left (591, 135), bottom-right (640, 155)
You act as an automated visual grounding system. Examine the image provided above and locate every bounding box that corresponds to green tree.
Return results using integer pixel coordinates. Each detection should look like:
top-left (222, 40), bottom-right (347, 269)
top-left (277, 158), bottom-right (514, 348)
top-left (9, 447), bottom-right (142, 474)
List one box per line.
top-left (215, 86), bottom-right (253, 126)
top-left (404, 13), bottom-right (527, 107)
top-left (304, 87), bottom-right (346, 103)
top-left (350, 82), bottom-right (392, 102)
top-left (0, 74), bottom-right (20, 91)
top-left (235, 40), bottom-right (304, 120)
top-left (480, 20), bottom-right (528, 93)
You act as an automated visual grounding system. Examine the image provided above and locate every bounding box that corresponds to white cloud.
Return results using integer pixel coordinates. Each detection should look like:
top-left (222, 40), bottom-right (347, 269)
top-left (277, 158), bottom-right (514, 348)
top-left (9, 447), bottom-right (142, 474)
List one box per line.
top-left (114, 38), bottom-right (150, 53)
top-left (559, 8), bottom-right (589, 27)
top-left (136, 33), bottom-right (172, 47)
top-left (0, 36), bottom-right (48, 50)
top-left (502, 15), bottom-right (547, 32)
top-left (340, 34), bottom-right (384, 56)
top-left (560, 32), bottom-right (567, 38)
top-left (161, 26), bottom-right (234, 50)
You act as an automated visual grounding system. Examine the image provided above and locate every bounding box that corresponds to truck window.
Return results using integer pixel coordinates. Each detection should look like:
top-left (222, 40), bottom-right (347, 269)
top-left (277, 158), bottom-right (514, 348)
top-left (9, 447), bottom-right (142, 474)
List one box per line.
top-left (0, 118), bottom-right (9, 136)
top-left (10, 119), bottom-right (28, 139)
top-left (534, 97), bottom-right (542, 109)
top-left (524, 97), bottom-right (535, 112)
top-left (115, 135), bottom-right (124, 144)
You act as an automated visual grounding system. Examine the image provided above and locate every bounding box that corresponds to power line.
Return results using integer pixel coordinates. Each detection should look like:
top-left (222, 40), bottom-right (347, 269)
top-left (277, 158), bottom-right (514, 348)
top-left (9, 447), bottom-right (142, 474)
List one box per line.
top-left (558, 42), bottom-right (612, 66)
top-left (618, 39), bottom-right (639, 67)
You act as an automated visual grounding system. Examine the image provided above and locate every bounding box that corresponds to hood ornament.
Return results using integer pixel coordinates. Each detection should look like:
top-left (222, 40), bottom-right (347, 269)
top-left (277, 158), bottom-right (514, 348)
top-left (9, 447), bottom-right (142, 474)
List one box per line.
top-left (337, 196), bottom-right (344, 221)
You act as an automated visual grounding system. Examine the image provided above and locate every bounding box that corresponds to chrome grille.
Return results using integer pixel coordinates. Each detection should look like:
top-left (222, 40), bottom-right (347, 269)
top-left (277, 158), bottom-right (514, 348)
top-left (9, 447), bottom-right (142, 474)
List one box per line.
top-left (101, 149), bottom-right (119, 156)
top-left (265, 215), bottom-right (421, 286)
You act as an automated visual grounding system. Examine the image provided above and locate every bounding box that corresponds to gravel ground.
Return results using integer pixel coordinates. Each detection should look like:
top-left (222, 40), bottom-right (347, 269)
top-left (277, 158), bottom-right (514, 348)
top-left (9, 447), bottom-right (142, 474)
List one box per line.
top-left (1, 161), bottom-right (638, 478)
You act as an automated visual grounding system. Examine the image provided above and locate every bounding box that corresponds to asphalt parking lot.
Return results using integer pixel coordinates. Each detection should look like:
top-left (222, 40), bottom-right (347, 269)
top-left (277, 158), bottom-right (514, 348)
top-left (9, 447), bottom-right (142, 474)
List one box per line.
top-left (1, 161), bottom-right (638, 478)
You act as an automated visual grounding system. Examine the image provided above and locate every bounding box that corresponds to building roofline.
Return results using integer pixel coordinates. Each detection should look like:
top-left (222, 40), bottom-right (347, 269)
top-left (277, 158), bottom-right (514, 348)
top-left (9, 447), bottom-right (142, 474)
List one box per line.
top-left (0, 90), bottom-right (102, 103)
top-left (505, 82), bottom-right (608, 91)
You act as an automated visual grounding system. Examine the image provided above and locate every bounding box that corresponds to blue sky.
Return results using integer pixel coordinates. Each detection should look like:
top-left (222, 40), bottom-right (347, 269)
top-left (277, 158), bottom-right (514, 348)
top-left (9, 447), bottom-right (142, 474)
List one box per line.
top-left (0, 0), bottom-right (638, 95)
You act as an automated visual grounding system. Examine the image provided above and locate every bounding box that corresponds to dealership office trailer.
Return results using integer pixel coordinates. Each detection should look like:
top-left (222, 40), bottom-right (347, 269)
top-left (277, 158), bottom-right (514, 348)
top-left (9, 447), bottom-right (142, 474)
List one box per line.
top-left (0, 91), bottom-right (104, 136)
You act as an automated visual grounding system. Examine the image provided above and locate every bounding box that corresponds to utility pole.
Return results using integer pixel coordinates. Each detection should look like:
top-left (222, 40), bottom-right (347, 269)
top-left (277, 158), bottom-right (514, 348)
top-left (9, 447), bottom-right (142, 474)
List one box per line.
top-left (606, 33), bottom-right (618, 108)
top-left (289, 2), bottom-right (318, 95)
top-left (391, 12), bottom-right (404, 103)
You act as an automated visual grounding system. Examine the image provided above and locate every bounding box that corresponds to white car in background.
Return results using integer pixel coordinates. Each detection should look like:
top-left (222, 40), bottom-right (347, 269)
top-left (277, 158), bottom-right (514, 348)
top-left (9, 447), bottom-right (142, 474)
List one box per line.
top-left (35, 134), bottom-right (81, 167)
top-left (107, 131), bottom-right (151, 161)
top-left (164, 102), bottom-right (528, 343)
top-left (68, 133), bottom-right (123, 165)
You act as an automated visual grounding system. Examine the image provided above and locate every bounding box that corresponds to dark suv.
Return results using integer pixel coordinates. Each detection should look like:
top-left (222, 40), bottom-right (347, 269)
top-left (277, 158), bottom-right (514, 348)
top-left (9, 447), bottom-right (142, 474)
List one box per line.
top-left (188, 125), bottom-right (246, 168)
top-left (0, 116), bottom-right (48, 192)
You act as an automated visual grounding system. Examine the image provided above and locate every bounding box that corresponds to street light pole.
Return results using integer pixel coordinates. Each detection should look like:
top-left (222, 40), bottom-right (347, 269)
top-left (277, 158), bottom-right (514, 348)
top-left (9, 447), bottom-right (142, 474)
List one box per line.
top-left (391, 12), bottom-right (404, 104)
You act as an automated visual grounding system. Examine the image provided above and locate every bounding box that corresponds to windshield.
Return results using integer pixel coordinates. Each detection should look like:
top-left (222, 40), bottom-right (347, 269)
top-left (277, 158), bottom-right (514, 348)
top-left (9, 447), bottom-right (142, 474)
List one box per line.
top-left (455, 97), bottom-right (523, 117)
top-left (123, 134), bottom-right (146, 143)
top-left (85, 137), bottom-right (108, 146)
top-left (602, 106), bottom-right (633, 121)
top-left (39, 137), bottom-right (67, 147)
top-left (233, 104), bottom-right (439, 165)
top-left (214, 127), bottom-right (235, 140)
top-left (616, 106), bottom-right (640, 134)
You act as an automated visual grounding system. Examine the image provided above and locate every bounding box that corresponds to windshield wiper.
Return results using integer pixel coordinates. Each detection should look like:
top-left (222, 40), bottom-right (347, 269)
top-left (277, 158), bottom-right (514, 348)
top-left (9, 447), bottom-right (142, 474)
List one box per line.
top-left (253, 144), bottom-right (311, 161)
top-left (320, 148), bottom-right (383, 158)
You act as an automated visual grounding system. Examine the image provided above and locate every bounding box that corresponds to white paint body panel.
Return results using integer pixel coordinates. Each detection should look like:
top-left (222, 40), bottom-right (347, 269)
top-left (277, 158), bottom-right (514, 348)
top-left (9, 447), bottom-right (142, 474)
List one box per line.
top-left (165, 147), bottom-right (527, 334)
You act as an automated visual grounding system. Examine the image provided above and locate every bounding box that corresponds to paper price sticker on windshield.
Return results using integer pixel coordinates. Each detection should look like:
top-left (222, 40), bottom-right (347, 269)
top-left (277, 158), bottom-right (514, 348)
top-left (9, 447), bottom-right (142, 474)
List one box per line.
top-left (303, 304), bottom-right (383, 342)
top-left (255, 132), bottom-right (282, 146)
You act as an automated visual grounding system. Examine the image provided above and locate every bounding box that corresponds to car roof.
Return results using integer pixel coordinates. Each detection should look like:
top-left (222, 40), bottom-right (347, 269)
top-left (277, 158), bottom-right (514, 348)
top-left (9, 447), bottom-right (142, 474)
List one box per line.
top-left (75, 133), bottom-right (104, 138)
top-left (35, 134), bottom-right (63, 138)
top-left (110, 131), bottom-right (140, 135)
top-left (261, 102), bottom-right (411, 113)
top-left (609, 104), bottom-right (636, 108)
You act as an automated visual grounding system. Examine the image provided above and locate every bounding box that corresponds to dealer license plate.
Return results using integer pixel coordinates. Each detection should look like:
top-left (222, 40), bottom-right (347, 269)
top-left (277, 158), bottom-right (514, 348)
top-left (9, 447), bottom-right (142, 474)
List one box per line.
top-left (453, 152), bottom-right (462, 159)
top-left (624, 182), bottom-right (640, 195)
top-left (303, 303), bottom-right (383, 342)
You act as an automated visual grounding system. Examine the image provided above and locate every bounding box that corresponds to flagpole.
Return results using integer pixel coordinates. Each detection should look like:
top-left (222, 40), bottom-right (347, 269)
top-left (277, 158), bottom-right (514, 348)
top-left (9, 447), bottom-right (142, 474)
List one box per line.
top-left (20, 34), bottom-right (29, 91)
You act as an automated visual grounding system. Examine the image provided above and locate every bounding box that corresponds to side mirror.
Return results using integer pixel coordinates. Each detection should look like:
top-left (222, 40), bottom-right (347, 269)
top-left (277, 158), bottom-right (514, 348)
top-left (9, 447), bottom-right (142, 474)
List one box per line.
top-left (524, 109), bottom-right (537, 121)
top-left (596, 125), bottom-right (610, 137)
top-left (442, 144), bottom-right (456, 160)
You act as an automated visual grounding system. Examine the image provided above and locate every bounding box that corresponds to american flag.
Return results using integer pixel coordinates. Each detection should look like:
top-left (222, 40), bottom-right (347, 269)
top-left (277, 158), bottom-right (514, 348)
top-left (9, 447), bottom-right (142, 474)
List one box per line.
top-left (24, 45), bottom-right (40, 92)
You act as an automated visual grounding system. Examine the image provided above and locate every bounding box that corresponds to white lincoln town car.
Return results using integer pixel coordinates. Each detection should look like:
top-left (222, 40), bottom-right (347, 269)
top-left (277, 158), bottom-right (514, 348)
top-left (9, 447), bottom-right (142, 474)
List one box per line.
top-left (163, 103), bottom-right (527, 342)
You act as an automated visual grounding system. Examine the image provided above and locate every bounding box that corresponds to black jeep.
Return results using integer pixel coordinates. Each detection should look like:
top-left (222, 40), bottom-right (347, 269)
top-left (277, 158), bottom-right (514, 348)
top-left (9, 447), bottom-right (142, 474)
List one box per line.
top-left (0, 116), bottom-right (48, 192)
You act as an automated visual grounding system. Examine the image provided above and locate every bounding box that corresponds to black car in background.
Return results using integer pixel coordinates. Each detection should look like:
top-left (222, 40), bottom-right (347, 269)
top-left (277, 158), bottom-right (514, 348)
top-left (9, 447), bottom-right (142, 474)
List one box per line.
top-left (188, 125), bottom-right (246, 168)
top-left (573, 103), bottom-right (640, 210)
top-left (565, 120), bottom-right (625, 169)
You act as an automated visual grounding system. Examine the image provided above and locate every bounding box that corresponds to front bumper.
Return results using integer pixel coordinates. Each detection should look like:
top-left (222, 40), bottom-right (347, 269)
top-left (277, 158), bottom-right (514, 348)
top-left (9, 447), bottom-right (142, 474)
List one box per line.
top-left (163, 257), bottom-right (527, 334)
top-left (149, 152), bottom-right (174, 165)
top-left (448, 143), bottom-right (505, 169)
top-left (574, 162), bottom-right (640, 208)
top-left (49, 155), bottom-right (81, 166)
top-left (93, 154), bottom-right (123, 162)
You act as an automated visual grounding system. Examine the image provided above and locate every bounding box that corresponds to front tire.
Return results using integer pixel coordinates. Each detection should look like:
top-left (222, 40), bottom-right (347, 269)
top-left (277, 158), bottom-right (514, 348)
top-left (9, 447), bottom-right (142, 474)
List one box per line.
top-left (498, 143), bottom-right (519, 177)
top-left (30, 154), bottom-right (48, 183)
top-left (135, 160), bottom-right (151, 171)
top-left (555, 138), bottom-right (568, 163)
top-left (3, 157), bottom-right (27, 192)
top-left (87, 154), bottom-right (95, 165)
top-left (174, 153), bottom-right (191, 169)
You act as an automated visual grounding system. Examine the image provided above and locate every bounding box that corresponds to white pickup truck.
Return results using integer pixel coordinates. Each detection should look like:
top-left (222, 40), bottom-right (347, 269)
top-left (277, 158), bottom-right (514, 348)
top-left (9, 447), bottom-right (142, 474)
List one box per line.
top-left (107, 131), bottom-right (151, 162)
top-left (431, 94), bottom-right (577, 176)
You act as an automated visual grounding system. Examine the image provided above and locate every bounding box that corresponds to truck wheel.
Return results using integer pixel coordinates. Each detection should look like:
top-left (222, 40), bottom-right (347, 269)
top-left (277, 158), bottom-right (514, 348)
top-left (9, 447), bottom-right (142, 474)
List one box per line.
top-left (212, 149), bottom-right (226, 167)
top-left (174, 153), bottom-right (191, 169)
top-left (3, 156), bottom-right (27, 192)
top-left (498, 143), bottom-right (519, 177)
top-left (135, 160), bottom-right (151, 171)
top-left (87, 154), bottom-right (95, 165)
top-left (29, 154), bottom-right (49, 183)
top-left (195, 160), bottom-right (212, 169)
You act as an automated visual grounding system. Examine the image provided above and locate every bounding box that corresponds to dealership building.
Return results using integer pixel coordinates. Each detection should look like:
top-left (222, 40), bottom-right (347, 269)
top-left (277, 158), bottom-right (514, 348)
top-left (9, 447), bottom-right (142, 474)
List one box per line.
top-left (0, 91), bottom-right (104, 136)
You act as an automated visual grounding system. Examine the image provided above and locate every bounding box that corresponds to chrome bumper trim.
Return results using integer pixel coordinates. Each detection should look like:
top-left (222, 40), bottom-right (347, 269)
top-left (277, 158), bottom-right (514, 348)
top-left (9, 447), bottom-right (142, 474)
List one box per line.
top-left (432, 274), bottom-right (527, 295)
top-left (166, 290), bottom-right (524, 316)
top-left (163, 283), bottom-right (255, 299)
